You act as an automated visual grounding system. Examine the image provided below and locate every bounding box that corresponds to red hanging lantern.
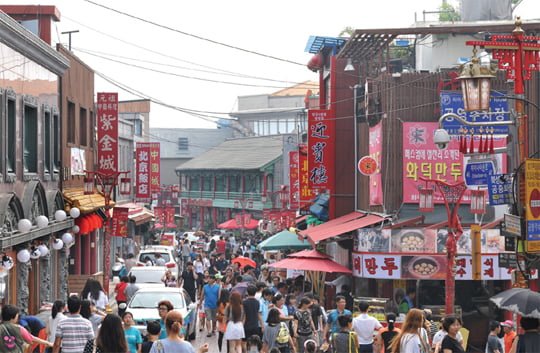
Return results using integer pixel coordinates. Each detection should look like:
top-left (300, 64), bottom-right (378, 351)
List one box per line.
top-left (307, 54), bottom-right (323, 72)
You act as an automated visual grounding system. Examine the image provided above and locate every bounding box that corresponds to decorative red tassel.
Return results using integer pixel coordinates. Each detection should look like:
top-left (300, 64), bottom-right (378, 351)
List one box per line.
top-left (469, 134), bottom-right (475, 154)
top-left (489, 134), bottom-right (494, 153)
top-left (478, 135), bottom-right (484, 153)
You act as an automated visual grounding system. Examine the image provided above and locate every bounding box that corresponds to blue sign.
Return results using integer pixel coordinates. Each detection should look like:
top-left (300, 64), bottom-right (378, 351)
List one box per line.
top-left (440, 91), bottom-right (510, 135)
top-left (464, 161), bottom-right (495, 186)
top-left (487, 174), bottom-right (513, 205)
top-left (528, 221), bottom-right (540, 238)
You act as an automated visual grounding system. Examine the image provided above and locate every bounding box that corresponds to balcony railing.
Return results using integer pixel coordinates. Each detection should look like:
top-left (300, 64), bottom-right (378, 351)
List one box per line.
top-left (181, 191), bottom-right (263, 202)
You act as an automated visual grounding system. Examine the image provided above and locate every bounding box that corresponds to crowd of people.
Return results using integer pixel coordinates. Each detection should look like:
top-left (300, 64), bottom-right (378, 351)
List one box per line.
top-left (4, 230), bottom-right (540, 353)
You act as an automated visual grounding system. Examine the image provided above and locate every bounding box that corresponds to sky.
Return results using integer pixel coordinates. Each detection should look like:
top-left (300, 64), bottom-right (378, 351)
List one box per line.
top-left (6, 0), bottom-right (540, 129)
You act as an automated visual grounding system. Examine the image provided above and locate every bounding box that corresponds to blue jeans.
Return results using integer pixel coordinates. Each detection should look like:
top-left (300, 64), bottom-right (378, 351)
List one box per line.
top-left (359, 343), bottom-right (373, 353)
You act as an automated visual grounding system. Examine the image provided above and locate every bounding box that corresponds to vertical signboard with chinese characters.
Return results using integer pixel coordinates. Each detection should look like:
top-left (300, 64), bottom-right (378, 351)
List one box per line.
top-left (111, 207), bottom-right (128, 237)
top-left (526, 159), bottom-right (540, 252)
top-left (298, 143), bottom-right (313, 205)
top-left (96, 93), bottom-right (118, 174)
top-left (136, 143), bottom-right (151, 203)
top-left (289, 151), bottom-right (300, 209)
top-left (308, 110), bottom-right (335, 195)
top-left (149, 143), bottom-right (161, 194)
top-left (369, 121), bottom-right (383, 205)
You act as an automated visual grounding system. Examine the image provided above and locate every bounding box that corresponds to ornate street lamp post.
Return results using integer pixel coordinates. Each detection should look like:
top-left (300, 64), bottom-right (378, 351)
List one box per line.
top-left (84, 171), bottom-right (131, 293)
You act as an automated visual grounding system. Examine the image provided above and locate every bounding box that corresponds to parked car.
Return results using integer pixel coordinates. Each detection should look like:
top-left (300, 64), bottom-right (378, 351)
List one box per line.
top-left (127, 266), bottom-right (169, 289)
top-left (136, 246), bottom-right (178, 278)
top-left (127, 287), bottom-right (197, 341)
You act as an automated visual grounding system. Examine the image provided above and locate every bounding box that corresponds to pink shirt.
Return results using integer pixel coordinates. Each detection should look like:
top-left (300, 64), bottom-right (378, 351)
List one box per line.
top-left (20, 326), bottom-right (34, 343)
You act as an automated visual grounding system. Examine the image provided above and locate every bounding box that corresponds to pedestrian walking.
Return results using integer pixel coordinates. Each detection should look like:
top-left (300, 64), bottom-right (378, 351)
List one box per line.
top-left (352, 301), bottom-right (382, 353)
top-left (389, 309), bottom-right (429, 353)
top-left (438, 315), bottom-right (463, 353)
top-left (0, 304), bottom-right (53, 353)
top-left (224, 291), bottom-right (245, 353)
top-left (141, 321), bottom-right (161, 353)
top-left (53, 296), bottom-right (95, 353)
top-left (374, 313), bottom-right (400, 353)
top-left (179, 262), bottom-right (198, 303)
top-left (293, 297), bottom-right (316, 353)
top-left (83, 314), bottom-right (128, 353)
top-left (81, 279), bottom-right (108, 312)
top-left (124, 276), bottom-right (140, 304)
top-left (324, 296), bottom-right (351, 343)
top-left (486, 321), bottom-right (503, 353)
top-left (330, 314), bottom-right (358, 353)
top-left (243, 285), bottom-right (263, 352)
top-left (122, 312), bottom-right (142, 353)
top-left (217, 289), bottom-right (231, 353)
top-left (46, 300), bottom-right (66, 353)
top-left (199, 274), bottom-right (221, 337)
top-left (261, 308), bottom-right (295, 353)
top-left (149, 311), bottom-right (209, 353)
top-left (114, 276), bottom-right (129, 316)
top-left (508, 317), bottom-right (540, 353)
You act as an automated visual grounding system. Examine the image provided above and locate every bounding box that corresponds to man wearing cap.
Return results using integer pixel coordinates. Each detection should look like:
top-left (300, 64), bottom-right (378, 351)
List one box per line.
top-left (501, 320), bottom-right (516, 353)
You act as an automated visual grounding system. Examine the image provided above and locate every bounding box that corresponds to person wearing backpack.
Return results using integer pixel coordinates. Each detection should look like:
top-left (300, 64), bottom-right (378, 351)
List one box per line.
top-left (374, 313), bottom-right (400, 353)
top-left (0, 304), bottom-right (53, 353)
top-left (261, 309), bottom-right (296, 353)
top-left (331, 314), bottom-right (358, 353)
top-left (293, 298), bottom-right (316, 353)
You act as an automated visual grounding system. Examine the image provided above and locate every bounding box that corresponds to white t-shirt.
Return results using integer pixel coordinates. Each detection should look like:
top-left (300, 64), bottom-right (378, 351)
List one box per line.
top-left (47, 312), bottom-right (66, 343)
top-left (352, 313), bottom-right (382, 344)
top-left (400, 333), bottom-right (425, 353)
top-left (432, 330), bottom-right (464, 346)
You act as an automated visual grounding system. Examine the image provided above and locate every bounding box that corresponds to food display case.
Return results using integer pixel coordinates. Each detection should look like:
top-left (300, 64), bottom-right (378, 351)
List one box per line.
top-left (353, 297), bottom-right (393, 322)
top-left (421, 305), bottom-right (462, 322)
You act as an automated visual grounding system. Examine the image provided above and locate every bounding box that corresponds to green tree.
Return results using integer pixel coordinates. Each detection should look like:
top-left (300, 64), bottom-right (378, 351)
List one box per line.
top-left (439, 0), bottom-right (460, 21)
top-left (339, 26), bottom-right (355, 37)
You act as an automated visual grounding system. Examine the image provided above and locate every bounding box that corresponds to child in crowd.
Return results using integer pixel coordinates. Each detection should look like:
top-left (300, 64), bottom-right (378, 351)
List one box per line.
top-left (141, 320), bottom-right (161, 353)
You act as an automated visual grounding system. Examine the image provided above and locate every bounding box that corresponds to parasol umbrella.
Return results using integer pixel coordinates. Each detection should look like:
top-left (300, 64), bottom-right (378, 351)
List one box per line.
top-left (256, 230), bottom-right (313, 251)
top-left (153, 223), bottom-right (163, 229)
top-left (490, 287), bottom-right (540, 318)
top-left (287, 249), bottom-right (332, 259)
top-left (231, 281), bottom-right (250, 297)
top-left (218, 218), bottom-right (260, 230)
top-left (166, 222), bottom-right (177, 228)
top-left (231, 256), bottom-right (256, 269)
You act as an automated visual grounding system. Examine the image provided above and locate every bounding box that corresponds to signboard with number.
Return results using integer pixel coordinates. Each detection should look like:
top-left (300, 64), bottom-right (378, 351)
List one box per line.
top-left (487, 174), bottom-right (513, 205)
top-left (526, 159), bottom-right (540, 251)
top-left (464, 160), bottom-right (495, 186)
top-left (96, 93), bottom-right (118, 174)
top-left (440, 91), bottom-right (509, 135)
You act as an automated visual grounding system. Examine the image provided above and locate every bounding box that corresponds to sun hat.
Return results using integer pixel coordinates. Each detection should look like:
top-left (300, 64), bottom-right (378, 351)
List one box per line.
top-left (501, 320), bottom-right (514, 327)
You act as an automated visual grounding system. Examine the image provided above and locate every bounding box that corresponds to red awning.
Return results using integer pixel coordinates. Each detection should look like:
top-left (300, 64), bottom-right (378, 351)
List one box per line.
top-left (269, 257), bottom-right (352, 274)
top-left (300, 212), bottom-right (386, 245)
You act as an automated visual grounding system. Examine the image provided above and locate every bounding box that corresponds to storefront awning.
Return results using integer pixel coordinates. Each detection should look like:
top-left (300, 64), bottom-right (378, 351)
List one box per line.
top-left (299, 212), bottom-right (387, 246)
top-left (63, 188), bottom-right (114, 214)
top-left (116, 202), bottom-right (154, 226)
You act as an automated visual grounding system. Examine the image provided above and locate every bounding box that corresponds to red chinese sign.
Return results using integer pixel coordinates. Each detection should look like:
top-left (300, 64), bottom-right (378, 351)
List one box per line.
top-left (154, 206), bottom-right (175, 224)
top-left (111, 207), bottom-right (128, 237)
top-left (135, 143), bottom-right (161, 202)
top-left (289, 151), bottom-right (300, 209)
top-left (298, 143), bottom-right (313, 204)
top-left (149, 143), bottom-right (161, 193)
top-left (96, 93), bottom-right (118, 174)
top-left (308, 110), bottom-right (335, 194)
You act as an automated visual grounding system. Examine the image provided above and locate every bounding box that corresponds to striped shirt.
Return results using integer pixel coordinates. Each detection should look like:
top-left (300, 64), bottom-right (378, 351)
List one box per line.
top-left (55, 314), bottom-right (94, 353)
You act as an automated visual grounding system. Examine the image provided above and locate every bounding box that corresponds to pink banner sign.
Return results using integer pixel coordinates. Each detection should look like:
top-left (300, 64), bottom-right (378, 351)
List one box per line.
top-left (308, 110), bottom-right (335, 194)
top-left (289, 151), bottom-right (300, 209)
top-left (369, 121), bottom-right (383, 205)
top-left (111, 207), bottom-right (129, 237)
top-left (402, 122), bottom-right (506, 203)
top-left (135, 143), bottom-right (151, 202)
top-left (97, 93), bottom-right (118, 174)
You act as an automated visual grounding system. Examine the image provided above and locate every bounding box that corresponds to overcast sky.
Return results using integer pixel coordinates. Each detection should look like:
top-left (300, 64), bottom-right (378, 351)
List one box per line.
top-left (6, 0), bottom-right (540, 128)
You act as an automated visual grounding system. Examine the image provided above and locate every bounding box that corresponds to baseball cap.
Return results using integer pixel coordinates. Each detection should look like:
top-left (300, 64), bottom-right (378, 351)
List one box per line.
top-left (501, 320), bottom-right (514, 327)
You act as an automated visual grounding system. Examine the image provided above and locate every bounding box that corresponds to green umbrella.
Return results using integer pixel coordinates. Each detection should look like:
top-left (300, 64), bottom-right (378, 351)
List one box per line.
top-left (256, 230), bottom-right (313, 251)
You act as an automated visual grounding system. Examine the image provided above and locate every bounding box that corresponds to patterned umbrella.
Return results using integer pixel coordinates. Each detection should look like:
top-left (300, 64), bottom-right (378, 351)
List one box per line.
top-left (490, 287), bottom-right (540, 318)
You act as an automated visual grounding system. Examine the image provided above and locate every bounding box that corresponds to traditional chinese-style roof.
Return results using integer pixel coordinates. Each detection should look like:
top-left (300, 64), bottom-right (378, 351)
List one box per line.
top-left (175, 135), bottom-right (283, 171)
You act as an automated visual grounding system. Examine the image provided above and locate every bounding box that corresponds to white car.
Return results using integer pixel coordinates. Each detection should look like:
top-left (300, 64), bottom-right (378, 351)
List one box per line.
top-left (127, 266), bottom-right (168, 289)
top-left (136, 246), bottom-right (178, 278)
top-left (127, 287), bottom-right (198, 341)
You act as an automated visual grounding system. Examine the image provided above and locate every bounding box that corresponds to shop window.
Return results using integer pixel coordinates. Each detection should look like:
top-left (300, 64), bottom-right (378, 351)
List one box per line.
top-left (67, 100), bottom-right (75, 144)
top-left (178, 137), bottom-right (189, 150)
top-left (80, 107), bottom-right (87, 146)
top-left (44, 109), bottom-right (51, 174)
top-left (23, 103), bottom-right (38, 173)
top-left (53, 111), bottom-right (60, 173)
top-left (134, 119), bottom-right (143, 136)
top-left (7, 97), bottom-right (16, 174)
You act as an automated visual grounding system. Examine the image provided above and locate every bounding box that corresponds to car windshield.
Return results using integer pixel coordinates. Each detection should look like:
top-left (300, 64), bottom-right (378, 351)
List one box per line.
top-left (129, 270), bottom-right (163, 283)
top-left (139, 252), bottom-right (171, 263)
top-left (129, 291), bottom-right (186, 309)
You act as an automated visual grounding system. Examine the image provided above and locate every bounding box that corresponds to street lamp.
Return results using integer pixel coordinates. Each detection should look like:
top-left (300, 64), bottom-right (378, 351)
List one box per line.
top-left (234, 198), bottom-right (253, 236)
top-left (84, 170), bottom-right (131, 293)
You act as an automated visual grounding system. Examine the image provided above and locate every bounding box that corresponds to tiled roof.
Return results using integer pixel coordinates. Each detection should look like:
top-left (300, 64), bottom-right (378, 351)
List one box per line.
top-left (176, 135), bottom-right (283, 171)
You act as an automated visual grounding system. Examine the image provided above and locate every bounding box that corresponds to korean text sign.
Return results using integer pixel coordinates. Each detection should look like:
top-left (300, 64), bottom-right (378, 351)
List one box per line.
top-left (308, 109), bottom-right (335, 194)
top-left (97, 93), bottom-right (118, 174)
